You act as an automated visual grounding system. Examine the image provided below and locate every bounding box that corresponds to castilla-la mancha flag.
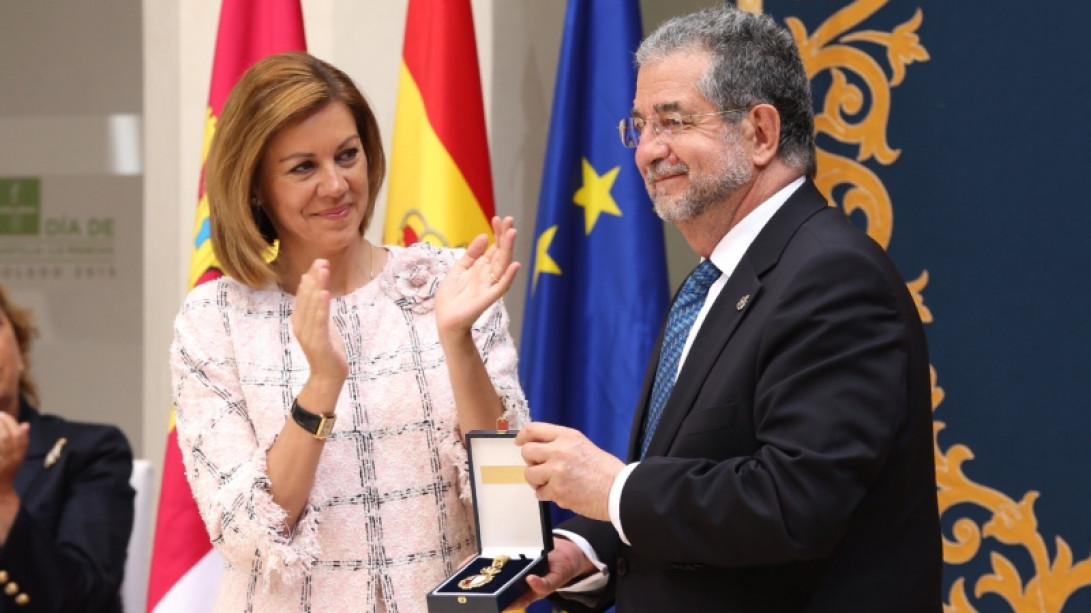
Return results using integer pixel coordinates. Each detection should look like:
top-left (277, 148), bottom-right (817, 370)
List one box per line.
top-left (145, 1), bottom-right (305, 611)
top-left (382, 0), bottom-right (495, 247)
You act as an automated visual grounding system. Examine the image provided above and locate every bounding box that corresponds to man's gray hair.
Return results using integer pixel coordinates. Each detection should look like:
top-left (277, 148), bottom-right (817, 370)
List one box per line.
top-left (636, 5), bottom-right (817, 177)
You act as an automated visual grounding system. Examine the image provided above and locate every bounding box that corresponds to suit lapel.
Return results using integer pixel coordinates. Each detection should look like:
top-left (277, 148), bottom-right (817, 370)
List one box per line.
top-left (639, 180), bottom-right (830, 457)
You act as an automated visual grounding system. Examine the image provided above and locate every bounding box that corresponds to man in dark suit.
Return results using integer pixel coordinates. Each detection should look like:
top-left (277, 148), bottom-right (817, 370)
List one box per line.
top-left (513, 5), bottom-right (942, 612)
top-left (0, 286), bottom-right (134, 612)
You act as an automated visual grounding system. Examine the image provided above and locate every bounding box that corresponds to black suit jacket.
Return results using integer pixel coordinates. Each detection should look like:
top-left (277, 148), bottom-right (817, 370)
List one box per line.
top-left (0, 400), bottom-right (134, 613)
top-left (556, 180), bottom-right (942, 612)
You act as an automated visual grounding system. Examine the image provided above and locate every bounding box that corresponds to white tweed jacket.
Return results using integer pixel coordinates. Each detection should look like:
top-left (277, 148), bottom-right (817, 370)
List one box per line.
top-left (169, 243), bottom-right (529, 613)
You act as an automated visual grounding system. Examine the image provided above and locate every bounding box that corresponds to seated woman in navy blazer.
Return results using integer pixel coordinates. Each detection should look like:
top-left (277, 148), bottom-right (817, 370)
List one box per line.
top-left (0, 284), bottom-right (134, 612)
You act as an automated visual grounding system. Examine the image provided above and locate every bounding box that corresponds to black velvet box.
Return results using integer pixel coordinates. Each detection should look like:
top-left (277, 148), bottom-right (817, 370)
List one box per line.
top-left (427, 430), bottom-right (552, 612)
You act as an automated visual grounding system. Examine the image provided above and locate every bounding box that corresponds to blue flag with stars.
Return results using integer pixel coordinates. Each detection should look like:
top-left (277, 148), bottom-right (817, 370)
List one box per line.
top-left (521, 0), bottom-right (669, 480)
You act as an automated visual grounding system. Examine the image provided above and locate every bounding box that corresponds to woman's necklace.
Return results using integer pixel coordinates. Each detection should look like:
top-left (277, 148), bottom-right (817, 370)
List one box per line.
top-left (273, 240), bottom-right (376, 293)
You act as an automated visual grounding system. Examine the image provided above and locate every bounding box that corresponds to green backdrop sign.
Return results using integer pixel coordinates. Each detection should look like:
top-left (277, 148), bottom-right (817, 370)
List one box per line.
top-left (0, 178), bottom-right (41, 236)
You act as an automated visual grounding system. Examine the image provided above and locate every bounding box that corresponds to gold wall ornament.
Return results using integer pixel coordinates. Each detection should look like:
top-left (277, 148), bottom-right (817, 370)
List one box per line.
top-left (934, 368), bottom-right (1091, 611)
top-left (813, 148), bottom-right (893, 249)
top-left (790, 2), bottom-right (929, 250)
top-left (783, 1), bottom-right (1091, 610)
top-left (907, 271), bottom-right (933, 324)
top-left (738, 0), bottom-right (763, 14)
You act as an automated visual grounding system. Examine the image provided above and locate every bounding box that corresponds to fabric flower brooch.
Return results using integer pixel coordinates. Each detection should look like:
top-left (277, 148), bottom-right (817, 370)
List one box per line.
top-left (380, 243), bottom-right (454, 313)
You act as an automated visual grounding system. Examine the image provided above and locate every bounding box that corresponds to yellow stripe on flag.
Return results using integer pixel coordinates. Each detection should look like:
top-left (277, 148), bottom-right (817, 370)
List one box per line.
top-left (187, 195), bottom-right (217, 289)
top-left (383, 63), bottom-right (491, 248)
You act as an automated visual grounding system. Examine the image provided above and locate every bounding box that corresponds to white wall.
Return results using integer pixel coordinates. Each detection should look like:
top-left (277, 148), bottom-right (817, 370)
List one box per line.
top-left (0, 0), bottom-right (144, 449)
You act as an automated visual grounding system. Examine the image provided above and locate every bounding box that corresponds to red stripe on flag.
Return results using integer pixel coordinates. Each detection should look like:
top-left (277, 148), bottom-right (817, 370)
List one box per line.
top-left (147, 1), bottom-right (307, 611)
top-left (401, 0), bottom-right (495, 219)
top-left (208, 0), bottom-right (306, 114)
top-left (145, 428), bottom-right (210, 609)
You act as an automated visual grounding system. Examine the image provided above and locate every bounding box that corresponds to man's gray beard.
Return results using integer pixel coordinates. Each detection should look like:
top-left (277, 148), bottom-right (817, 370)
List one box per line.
top-left (646, 134), bottom-right (753, 224)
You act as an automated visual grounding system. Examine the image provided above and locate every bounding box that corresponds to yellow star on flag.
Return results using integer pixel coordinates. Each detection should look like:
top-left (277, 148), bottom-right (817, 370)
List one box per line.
top-left (533, 225), bottom-right (562, 292)
top-left (573, 158), bottom-right (622, 234)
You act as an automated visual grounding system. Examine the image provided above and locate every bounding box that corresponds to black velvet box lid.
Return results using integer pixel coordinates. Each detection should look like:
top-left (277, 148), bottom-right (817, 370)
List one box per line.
top-left (427, 430), bottom-right (552, 612)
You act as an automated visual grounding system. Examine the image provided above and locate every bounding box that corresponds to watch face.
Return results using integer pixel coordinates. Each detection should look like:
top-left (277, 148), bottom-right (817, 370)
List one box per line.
top-left (316, 415), bottom-right (336, 439)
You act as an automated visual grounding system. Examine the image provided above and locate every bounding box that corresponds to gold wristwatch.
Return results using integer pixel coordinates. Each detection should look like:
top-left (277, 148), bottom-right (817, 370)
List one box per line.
top-left (291, 399), bottom-right (336, 439)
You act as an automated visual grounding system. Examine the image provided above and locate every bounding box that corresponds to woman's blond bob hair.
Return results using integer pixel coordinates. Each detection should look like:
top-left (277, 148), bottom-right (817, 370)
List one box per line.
top-left (0, 284), bottom-right (39, 407)
top-left (206, 51), bottom-right (386, 288)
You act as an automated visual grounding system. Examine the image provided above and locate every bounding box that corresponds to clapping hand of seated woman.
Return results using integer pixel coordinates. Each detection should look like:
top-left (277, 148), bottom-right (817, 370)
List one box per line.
top-left (434, 216), bottom-right (520, 338)
top-left (0, 414), bottom-right (29, 475)
top-left (0, 412), bottom-right (30, 519)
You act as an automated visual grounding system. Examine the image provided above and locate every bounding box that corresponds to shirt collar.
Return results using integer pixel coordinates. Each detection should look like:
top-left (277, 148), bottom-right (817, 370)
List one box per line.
top-left (707, 176), bottom-right (805, 277)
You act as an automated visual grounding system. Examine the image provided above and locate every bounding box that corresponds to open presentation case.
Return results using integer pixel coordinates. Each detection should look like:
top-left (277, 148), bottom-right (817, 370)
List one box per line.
top-left (427, 430), bottom-right (552, 612)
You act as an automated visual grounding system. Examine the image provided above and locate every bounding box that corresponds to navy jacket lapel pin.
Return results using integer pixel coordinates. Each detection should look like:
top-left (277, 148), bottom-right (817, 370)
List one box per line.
top-left (44, 437), bottom-right (68, 469)
top-left (736, 294), bottom-right (751, 311)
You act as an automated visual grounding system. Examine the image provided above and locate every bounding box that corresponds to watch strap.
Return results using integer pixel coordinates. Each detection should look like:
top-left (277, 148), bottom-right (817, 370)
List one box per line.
top-left (291, 399), bottom-right (336, 439)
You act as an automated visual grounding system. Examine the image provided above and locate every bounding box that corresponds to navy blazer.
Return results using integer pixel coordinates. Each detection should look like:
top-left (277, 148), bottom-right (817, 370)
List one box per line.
top-left (0, 400), bottom-right (134, 613)
top-left (555, 180), bottom-right (942, 612)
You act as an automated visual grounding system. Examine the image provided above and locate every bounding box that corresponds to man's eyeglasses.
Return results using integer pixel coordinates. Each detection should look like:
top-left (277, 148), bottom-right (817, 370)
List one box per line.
top-left (617, 109), bottom-right (748, 148)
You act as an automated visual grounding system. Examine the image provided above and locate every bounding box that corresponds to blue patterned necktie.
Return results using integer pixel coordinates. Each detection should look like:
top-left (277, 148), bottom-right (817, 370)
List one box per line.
top-left (640, 259), bottom-right (721, 458)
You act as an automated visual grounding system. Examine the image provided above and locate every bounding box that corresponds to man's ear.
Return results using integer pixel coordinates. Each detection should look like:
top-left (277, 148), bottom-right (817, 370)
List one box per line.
top-left (747, 103), bottom-right (781, 168)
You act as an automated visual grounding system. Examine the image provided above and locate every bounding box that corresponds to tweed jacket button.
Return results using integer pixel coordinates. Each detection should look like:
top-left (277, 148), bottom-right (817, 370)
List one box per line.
top-left (15, 592), bottom-right (29, 605)
top-left (4, 582), bottom-right (18, 596)
top-left (0, 571), bottom-right (7, 583)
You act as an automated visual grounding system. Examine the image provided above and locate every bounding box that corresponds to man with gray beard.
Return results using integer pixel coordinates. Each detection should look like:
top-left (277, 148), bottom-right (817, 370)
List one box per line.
top-left (513, 5), bottom-right (942, 612)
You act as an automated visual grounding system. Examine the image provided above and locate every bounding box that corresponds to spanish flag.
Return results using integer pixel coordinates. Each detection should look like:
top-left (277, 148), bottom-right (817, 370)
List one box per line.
top-left (383, 0), bottom-right (495, 247)
top-left (145, 1), bottom-right (305, 611)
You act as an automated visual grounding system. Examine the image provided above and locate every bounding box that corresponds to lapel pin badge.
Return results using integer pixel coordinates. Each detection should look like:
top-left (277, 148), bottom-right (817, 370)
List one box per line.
top-left (44, 437), bottom-right (68, 469)
top-left (736, 294), bottom-right (750, 311)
